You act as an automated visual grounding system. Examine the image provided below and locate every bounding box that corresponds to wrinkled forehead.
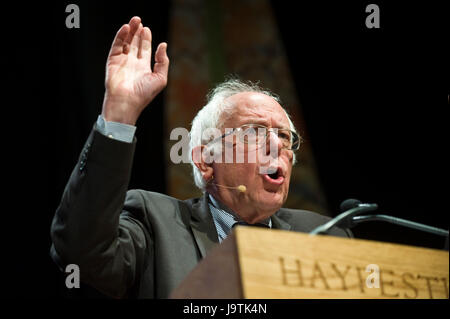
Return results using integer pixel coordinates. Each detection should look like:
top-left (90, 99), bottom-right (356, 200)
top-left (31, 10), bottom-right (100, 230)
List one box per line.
top-left (220, 92), bottom-right (290, 129)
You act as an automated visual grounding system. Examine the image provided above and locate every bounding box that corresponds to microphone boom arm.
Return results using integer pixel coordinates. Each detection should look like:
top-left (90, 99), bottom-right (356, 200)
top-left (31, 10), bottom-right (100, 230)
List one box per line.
top-left (352, 214), bottom-right (449, 237)
top-left (309, 203), bottom-right (378, 236)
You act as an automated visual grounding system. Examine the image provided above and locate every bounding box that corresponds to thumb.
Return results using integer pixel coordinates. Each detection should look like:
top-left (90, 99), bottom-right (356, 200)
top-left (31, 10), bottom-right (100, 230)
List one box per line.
top-left (153, 42), bottom-right (169, 79)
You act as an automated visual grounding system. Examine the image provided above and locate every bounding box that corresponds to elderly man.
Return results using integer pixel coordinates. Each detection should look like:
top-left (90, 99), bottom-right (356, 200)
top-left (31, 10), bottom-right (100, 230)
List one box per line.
top-left (50, 16), bottom-right (351, 298)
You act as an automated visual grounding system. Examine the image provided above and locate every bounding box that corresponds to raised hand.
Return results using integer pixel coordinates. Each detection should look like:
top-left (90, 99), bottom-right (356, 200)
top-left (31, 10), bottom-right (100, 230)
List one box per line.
top-left (102, 16), bottom-right (169, 125)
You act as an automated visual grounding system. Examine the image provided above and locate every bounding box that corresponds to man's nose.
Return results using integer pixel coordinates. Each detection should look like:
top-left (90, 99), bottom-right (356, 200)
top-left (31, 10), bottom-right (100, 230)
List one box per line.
top-left (265, 130), bottom-right (283, 157)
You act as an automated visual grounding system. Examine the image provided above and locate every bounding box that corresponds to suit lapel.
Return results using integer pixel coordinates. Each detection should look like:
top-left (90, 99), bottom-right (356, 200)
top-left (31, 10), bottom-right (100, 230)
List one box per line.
top-left (189, 196), bottom-right (292, 257)
top-left (271, 212), bottom-right (292, 231)
top-left (189, 194), bottom-right (219, 258)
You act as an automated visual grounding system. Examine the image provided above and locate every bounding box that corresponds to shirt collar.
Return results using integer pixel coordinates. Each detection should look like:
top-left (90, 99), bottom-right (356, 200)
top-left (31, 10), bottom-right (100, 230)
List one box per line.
top-left (207, 193), bottom-right (272, 242)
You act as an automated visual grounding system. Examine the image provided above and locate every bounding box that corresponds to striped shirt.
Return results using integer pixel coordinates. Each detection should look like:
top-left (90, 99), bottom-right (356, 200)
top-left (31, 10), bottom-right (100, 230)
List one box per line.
top-left (208, 193), bottom-right (272, 242)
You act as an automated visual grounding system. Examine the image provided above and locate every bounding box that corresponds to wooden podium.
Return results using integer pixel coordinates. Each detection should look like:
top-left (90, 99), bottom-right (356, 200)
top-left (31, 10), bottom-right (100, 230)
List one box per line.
top-left (170, 226), bottom-right (449, 299)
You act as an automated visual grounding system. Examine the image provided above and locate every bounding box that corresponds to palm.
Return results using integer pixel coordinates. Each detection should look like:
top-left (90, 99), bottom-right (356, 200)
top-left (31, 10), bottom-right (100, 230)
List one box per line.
top-left (107, 50), bottom-right (160, 106)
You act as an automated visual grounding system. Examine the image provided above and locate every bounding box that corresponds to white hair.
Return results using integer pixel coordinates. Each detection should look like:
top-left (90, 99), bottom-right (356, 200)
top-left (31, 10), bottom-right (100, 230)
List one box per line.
top-left (189, 78), bottom-right (299, 191)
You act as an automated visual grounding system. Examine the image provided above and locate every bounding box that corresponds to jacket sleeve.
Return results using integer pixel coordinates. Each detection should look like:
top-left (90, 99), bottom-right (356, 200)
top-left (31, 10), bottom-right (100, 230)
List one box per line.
top-left (50, 125), bottom-right (153, 298)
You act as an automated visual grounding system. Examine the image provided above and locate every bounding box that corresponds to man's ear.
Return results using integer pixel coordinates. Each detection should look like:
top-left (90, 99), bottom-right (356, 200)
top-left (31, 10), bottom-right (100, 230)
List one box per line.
top-left (192, 145), bottom-right (214, 182)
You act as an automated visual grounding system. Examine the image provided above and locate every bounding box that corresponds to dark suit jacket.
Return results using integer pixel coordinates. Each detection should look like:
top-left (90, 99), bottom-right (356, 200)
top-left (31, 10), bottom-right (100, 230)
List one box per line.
top-left (50, 126), bottom-right (352, 298)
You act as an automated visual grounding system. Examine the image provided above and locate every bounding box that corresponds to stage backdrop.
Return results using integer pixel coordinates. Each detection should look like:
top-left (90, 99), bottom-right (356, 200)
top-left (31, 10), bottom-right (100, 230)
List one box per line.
top-left (165, 0), bottom-right (329, 215)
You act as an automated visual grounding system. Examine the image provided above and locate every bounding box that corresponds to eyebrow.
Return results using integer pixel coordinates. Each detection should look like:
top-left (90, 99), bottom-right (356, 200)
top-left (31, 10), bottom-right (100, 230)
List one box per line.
top-left (242, 118), bottom-right (290, 130)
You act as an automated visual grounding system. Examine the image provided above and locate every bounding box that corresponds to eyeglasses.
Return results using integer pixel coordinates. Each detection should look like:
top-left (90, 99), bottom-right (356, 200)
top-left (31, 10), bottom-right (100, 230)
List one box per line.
top-left (210, 124), bottom-right (301, 151)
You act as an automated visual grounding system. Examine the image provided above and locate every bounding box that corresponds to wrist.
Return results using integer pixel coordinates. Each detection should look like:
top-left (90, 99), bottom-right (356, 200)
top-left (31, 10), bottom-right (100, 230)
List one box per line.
top-left (102, 94), bottom-right (141, 125)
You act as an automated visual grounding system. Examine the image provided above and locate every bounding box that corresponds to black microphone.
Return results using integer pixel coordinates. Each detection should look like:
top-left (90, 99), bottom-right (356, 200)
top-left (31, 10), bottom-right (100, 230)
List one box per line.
top-left (340, 198), bottom-right (362, 214)
top-left (309, 199), bottom-right (378, 235)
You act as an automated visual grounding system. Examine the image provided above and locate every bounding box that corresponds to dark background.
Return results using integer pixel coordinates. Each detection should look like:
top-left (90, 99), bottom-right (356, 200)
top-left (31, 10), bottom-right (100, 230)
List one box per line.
top-left (2, 1), bottom-right (446, 298)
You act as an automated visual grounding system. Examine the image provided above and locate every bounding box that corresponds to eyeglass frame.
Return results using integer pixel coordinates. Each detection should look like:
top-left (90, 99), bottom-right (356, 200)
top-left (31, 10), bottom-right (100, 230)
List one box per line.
top-left (206, 123), bottom-right (301, 151)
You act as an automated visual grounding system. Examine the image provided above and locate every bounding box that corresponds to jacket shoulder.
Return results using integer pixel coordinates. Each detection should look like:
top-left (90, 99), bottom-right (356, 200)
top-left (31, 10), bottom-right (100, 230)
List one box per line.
top-left (276, 208), bottom-right (353, 238)
top-left (123, 190), bottom-right (197, 227)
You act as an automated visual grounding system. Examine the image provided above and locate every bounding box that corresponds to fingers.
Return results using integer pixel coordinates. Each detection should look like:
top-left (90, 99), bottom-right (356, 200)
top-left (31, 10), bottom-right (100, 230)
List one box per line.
top-left (124, 16), bottom-right (141, 54)
top-left (124, 16), bottom-right (141, 43)
top-left (109, 24), bottom-right (130, 56)
top-left (154, 42), bottom-right (169, 80)
top-left (111, 16), bottom-right (169, 82)
top-left (129, 23), bottom-right (142, 56)
top-left (139, 27), bottom-right (152, 61)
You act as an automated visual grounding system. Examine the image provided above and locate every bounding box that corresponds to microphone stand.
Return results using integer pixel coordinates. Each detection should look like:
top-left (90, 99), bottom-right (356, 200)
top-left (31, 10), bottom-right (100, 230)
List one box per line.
top-left (309, 203), bottom-right (378, 235)
top-left (309, 198), bottom-right (449, 250)
top-left (310, 208), bottom-right (449, 250)
top-left (351, 214), bottom-right (449, 237)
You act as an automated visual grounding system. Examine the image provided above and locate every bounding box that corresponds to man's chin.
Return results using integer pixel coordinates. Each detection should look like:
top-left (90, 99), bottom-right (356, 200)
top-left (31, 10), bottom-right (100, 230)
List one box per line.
top-left (256, 191), bottom-right (286, 211)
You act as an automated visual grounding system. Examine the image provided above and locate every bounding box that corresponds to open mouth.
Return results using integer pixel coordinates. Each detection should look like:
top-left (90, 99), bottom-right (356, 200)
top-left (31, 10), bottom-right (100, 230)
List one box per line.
top-left (263, 167), bottom-right (285, 185)
top-left (268, 171), bottom-right (279, 180)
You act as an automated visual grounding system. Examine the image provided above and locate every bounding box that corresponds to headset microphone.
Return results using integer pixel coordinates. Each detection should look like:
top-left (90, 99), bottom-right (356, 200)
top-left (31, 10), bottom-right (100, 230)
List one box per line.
top-left (213, 183), bottom-right (247, 193)
top-left (208, 176), bottom-right (246, 193)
